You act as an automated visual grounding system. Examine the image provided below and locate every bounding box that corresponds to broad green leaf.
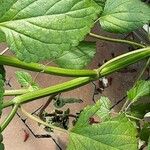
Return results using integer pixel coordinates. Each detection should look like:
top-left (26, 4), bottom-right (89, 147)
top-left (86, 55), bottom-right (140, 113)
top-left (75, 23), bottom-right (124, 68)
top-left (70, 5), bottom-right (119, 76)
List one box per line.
top-left (0, 66), bottom-right (5, 116)
top-left (53, 97), bottom-right (83, 108)
top-left (16, 71), bottom-right (39, 90)
top-left (68, 114), bottom-right (138, 150)
top-left (127, 80), bottom-right (150, 102)
top-left (100, 0), bottom-right (150, 33)
top-left (0, 0), bottom-right (100, 62)
top-left (96, 96), bottom-right (111, 121)
top-left (55, 42), bottom-right (96, 69)
top-left (74, 101), bottom-right (101, 128)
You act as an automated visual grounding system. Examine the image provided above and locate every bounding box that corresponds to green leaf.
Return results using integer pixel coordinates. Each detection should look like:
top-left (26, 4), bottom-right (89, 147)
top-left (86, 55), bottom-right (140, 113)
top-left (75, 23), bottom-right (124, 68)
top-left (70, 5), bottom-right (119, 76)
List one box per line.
top-left (0, 31), bottom-right (5, 43)
top-left (127, 80), bottom-right (150, 102)
top-left (0, 66), bottom-right (5, 116)
top-left (0, 0), bottom-right (100, 62)
top-left (96, 96), bottom-right (111, 121)
top-left (94, 0), bottom-right (106, 7)
top-left (100, 0), bottom-right (150, 33)
top-left (129, 103), bottom-right (150, 119)
top-left (55, 42), bottom-right (96, 69)
top-left (15, 71), bottom-right (39, 90)
top-left (53, 97), bottom-right (83, 108)
top-left (68, 114), bottom-right (138, 150)
top-left (139, 123), bottom-right (150, 143)
top-left (74, 101), bottom-right (101, 128)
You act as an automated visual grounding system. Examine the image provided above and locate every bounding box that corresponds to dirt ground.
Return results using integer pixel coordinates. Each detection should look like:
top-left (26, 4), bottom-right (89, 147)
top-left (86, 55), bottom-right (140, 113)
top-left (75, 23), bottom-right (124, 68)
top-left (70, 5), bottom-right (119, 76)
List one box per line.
top-left (0, 26), bottom-right (148, 150)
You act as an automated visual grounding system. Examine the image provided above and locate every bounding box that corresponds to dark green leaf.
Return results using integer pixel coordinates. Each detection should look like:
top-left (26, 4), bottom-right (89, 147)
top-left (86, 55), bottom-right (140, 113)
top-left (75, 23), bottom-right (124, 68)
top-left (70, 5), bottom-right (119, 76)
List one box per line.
top-left (96, 96), bottom-right (111, 121)
top-left (16, 71), bottom-right (39, 90)
top-left (68, 113), bottom-right (138, 150)
top-left (100, 0), bottom-right (150, 33)
top-left (127, 80), bottom-right (150, 102)
top-left (139, 123), bottom-right (150, 143)
top-left (0, 0), bottom-right (100, 62)
top-left (55, 42), bottom-right (96, 69)
top-left (129, 103), bottom-right (150, 119)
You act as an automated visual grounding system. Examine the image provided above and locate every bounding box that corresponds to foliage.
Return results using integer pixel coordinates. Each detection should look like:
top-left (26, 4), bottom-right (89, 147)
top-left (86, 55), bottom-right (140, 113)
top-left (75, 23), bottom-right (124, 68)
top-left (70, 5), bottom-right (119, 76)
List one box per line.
top-left (16, 71), bottom-right (39, 90)
top-left (54, 41), bottom-right (96, 69)
top-left (0, 0), bottom-right (150, 150)
top-left (68, 102), bottom-right (138, 150)
top-left (100, 0), bottom-right (150, 33)
top-left (96, 96), bottom-right (111, 121)
top-left (0, 0), bottom-right (100, 63)
top-left (127, 80), bottom-right (150, 102)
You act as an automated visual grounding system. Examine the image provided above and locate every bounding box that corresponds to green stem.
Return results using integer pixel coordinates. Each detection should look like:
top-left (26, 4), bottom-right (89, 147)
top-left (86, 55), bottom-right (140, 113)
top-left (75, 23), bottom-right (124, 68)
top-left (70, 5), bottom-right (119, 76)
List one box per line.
top-left (0, 55), bottom-right (97, 77)
top-left (2, 47), bottom-right (150, 108)
top-left (21, 107), bottom-right (68, 134)
top-left (89, 33), bottom-right (145, 48)
top-left (135, 57), bottom-right (150, 84)
top-left (97, 47), bottom-right (150, 77)
top-left (3, 77), bottom-right (93, 107)
top-left (122, 57), bottom-right (150, 112)
top-left (1, 104), bottom-right (19, 132)
top-left (126, 114), bottom-right (142, 121)
top-left (4, 89), bottom-right (29, 96)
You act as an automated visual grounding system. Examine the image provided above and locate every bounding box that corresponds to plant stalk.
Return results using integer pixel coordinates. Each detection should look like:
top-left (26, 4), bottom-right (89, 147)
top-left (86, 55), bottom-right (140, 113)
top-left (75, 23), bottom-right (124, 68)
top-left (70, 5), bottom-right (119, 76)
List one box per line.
top-left (21, 107), bottom-right (68, 134)
top-left (0, 55), bottom-right (97, 77)
top-left (2, 47), bottom-right (150, 108)
top-left (1, 104), bottom-right (19, 132)
top-left (89, 33), bottom-right (145, 48)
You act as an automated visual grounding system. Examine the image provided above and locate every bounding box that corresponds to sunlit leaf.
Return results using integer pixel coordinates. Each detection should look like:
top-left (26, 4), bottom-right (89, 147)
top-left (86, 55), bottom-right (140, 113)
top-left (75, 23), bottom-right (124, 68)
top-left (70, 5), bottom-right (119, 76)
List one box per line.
top-left (100, 0), bottom-right (150, 33)
top-left (127, 80), bottom-right (150, 102)
top-left (55, 42), bottom-right (96, 69)
top-left (67, 102), bottom-right (138, 150)
top-left (16, 71), bottom-right (39, 90)
top-left (96, 96), bottom-right (111, 121)
top-left (0, 0), bottom-right (100, 62)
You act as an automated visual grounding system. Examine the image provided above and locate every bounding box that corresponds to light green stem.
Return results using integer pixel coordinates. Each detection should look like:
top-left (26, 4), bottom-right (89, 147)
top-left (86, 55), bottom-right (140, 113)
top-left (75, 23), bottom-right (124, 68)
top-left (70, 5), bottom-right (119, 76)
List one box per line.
top-left (21, 107), bottom-right (68, 134)
top-left (1, 104), bottom-right (19, 132)
top-left (89, 33), bottom-right (145, 48)
top-left (0, 55), bottom-right (97, 77)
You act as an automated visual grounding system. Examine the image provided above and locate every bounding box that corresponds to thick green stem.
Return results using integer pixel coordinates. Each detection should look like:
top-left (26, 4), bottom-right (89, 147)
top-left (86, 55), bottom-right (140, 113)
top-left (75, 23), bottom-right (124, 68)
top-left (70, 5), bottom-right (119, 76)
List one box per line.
top-left (0, 55), bottom-right (97, 77)
top-left (2, 47), bottom-right (150, 108)
top-left (89, 33), bottom-right (146, 48)
top-left (3, 77), bottom-right (93, 107)
top-left (1, 104), bottom-right (19, 132)
top-left (97, 47), bottom-right (150, 77)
